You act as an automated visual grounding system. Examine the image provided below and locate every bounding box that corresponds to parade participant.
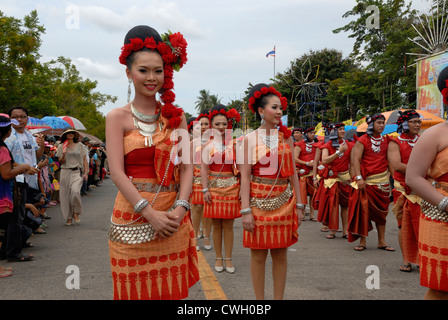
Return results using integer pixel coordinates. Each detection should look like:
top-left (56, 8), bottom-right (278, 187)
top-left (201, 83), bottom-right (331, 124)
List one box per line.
top-left (201, 104), bottom-right (241, 273)
top-left (294, 127), bottom-right (318, 220)
top-left (190, 109), bottom-right (212, 251)
top-left (318, 123), bottom-right (354, 239)
top-left (106, 25), bottom-right (199, 300)
top-left (347, 113), bottom-right (394, 252)
top-left (388, 110), bottom-right (422, 272)
top-left (406, 66), bottom-right (448, 299)
top-left (311, 123), bottom-right (329, 222)
top-left (56, 128), bottom-right (88, 226)
top-left (239, 83), bottom-right (303, 300)
top-left (292, 128), bottom-right (303, 143)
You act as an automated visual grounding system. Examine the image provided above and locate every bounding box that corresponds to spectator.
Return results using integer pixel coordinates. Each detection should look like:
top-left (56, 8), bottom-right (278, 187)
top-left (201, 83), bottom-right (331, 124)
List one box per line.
top-left (56, 128), bottom-right (88, 226)
top-left (3, 107), bottom-right (42, 262)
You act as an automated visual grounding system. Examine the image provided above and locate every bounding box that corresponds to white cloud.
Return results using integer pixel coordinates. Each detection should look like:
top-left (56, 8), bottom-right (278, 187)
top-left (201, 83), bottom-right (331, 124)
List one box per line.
top-left (76, 3), bottom-right (205, 38)
top-left (73, 57), bottom-right (121, 79)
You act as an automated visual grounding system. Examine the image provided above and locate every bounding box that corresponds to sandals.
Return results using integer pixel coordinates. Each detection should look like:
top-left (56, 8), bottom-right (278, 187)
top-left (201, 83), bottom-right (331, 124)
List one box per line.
top-left (377, 246), bottom-right (395, 252)
top-left (0, 266), bottom-right (12, 278)
top-left (326, 233), bottom-right (336, 239)
top-left (354, 245), bottom-right (366, 251)
top-left (7, 253), bottom-right (34, 262)
top-left (400, 264), bottom-right (412, 272)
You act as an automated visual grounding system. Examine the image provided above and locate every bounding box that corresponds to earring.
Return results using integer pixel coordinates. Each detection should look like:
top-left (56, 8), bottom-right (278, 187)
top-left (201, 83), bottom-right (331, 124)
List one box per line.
top-left (260, 114), bottom-right (266, 125)
top-left (127, 79), bottom-right (132, 103)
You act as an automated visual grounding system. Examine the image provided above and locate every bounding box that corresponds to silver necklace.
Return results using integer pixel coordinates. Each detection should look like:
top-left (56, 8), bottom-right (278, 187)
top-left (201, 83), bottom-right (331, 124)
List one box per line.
top-left (131, 103), bottom-right (163, 147)
top-left (260, 133), bottom-right (279, 150)
top-left (305, 141), bottom-right (314, 153)
top-left (370, 135), bottom-right (383, 153)
top-left (398, 135), bottom-right (418, 148)
top-left (131, 103), bottom-right (160, 122)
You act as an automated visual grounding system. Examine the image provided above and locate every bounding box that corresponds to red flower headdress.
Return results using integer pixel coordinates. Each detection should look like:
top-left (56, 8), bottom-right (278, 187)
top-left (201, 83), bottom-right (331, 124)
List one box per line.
top-left (248, 86), bottom-right (288, 113)
top-left (208, 107), bottom-right (241, 129)
top-left (119, 29), bottom-right (188, 129)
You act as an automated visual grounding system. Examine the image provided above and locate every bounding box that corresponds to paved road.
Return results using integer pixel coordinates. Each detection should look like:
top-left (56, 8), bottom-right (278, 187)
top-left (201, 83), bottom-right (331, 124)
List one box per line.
top-left (0, 178), bottom-right (426, 300)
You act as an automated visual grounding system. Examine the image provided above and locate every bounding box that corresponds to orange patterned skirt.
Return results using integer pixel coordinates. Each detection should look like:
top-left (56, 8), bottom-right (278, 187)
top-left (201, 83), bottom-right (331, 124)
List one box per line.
top-left (190, 165), bottom-right (204, 205)
top-left (203, 172), bottom-right (241, 220)
top-left (109, 178), bottom-right (199, 300)
top-left (243, 177), bottom-right (298, 249)
top-left (418, 185), bottom-right (448, 292)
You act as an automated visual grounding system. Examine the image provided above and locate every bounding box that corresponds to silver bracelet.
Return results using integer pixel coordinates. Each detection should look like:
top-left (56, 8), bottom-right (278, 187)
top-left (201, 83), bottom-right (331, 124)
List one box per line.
top-left (296, 203), bottom-right (305, 210)
top-left (174, 199), bottom-right (190, 212)
top-left (134, 198), bottom-right (149, 213)
top-left (240, 208), bottom-right (252, 215)
top-left (201, 188), bottom-right (209, 193)
top-left (437, 197), bottom-right (448, 212)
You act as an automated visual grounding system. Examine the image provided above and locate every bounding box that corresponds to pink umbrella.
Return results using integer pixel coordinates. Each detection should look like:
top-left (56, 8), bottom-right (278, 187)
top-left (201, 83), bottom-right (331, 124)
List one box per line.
top-left (58, 116), bottom-right (86, 131)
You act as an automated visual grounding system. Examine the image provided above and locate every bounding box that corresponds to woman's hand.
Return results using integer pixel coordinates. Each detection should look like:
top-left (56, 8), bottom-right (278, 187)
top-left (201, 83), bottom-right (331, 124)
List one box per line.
top-left (141, 206), bottom-right (180, 239)
top-left (297, 208), bottom-right (304, 226)
top-left (203, 190), bottom-right (211, 204)
top-left (242, 213), bottom-right (255, 233)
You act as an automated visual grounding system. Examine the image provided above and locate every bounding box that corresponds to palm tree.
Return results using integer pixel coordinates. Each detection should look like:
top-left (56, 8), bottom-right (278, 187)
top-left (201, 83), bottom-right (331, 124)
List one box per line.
top-left (195, 89), bottom-right (221, 113)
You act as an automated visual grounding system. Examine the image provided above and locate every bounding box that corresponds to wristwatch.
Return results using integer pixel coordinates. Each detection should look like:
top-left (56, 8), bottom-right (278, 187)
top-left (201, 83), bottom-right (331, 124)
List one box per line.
top-left (356, 175), bottom-right (363, 181)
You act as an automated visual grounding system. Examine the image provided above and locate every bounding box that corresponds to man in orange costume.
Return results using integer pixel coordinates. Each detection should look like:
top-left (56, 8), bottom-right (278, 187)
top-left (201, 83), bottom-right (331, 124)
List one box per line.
top-left (348, 114), bottom-right (395, 252)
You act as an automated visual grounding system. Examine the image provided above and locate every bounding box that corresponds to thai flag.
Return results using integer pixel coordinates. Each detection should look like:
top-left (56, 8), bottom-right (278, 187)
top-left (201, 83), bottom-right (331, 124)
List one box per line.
top-left (266, 47), bottom-right (275, 58)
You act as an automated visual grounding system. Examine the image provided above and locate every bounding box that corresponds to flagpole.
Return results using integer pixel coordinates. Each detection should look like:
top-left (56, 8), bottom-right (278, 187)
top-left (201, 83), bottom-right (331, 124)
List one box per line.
top-left (273, 45), bottom-right (276, 78)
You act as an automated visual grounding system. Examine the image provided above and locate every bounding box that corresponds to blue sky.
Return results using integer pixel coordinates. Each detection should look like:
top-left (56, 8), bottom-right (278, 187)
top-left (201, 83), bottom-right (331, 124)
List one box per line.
top-left (1, 0), bottom-right (430, 118)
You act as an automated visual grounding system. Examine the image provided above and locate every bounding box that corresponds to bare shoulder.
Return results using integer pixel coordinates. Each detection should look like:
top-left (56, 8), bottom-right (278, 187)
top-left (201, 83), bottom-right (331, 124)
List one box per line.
top-left (106, 105), bottom-right (130, 121)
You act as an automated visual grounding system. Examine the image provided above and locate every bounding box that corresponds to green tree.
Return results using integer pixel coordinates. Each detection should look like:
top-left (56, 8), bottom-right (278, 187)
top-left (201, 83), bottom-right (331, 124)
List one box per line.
top-left (332, 0), bottom-right (420, 115)
top-left (0, 10), bottom-right (116, 142)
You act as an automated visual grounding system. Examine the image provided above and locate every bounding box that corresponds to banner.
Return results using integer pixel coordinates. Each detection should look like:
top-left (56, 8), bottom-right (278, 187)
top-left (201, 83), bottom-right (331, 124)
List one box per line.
top-left (416, 51), bottom-right (448, 117)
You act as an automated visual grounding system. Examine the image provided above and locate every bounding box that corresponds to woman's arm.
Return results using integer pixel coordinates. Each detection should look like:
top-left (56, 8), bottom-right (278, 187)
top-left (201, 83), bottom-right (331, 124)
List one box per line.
top-left (240, 135), bottom-right (254, 232)
top-left (406, 123), bottom-right (448, 208)
top-left (287, 137), bottom-right (304, 223)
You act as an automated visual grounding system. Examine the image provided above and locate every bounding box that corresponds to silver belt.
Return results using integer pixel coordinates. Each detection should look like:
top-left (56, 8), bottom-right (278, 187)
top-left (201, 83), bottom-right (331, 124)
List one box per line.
top-left (108, 223), bottom-right (156, 244)
top-left (250, 183), bottom-right (293, 211)
top-left (251, 176), bottom-right (289, 185)
top-left (132, 181), bottom-right (179, 193)
top-left (421, 199), bottom-right (448, 224)
top-left (208, 176), bottom-right (238, 188)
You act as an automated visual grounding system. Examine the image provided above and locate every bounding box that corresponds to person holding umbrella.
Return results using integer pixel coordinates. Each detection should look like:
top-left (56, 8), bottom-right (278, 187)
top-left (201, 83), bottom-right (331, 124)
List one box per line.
top-left (56, 128), bottom-right (88, 225)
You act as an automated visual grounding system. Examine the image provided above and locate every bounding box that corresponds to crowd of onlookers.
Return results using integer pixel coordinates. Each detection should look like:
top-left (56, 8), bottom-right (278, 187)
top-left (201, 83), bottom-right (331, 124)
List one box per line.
top-left (0, 106), bottom-right (108, 278)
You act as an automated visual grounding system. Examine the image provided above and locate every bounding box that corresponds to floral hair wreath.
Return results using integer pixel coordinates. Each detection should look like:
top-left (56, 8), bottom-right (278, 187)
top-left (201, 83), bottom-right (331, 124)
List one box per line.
top-left (119, 31), bottom-right (188, 129)
top-left (248, 86), bottom-right (288, 113)
top-left (208, 108), bottom-right (241, 129)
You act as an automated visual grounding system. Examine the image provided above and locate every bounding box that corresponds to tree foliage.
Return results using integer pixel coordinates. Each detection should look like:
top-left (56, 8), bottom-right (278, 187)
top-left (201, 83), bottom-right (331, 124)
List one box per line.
top-left (0, 10), bottom-right (116, 141)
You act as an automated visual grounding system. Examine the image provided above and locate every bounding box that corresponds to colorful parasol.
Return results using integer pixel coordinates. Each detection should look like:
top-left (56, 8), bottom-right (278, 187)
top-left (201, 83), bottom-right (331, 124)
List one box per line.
top-left (58, 116), bottom-right (87, 131)
top-left (26, 117), bottom-right (51, 130)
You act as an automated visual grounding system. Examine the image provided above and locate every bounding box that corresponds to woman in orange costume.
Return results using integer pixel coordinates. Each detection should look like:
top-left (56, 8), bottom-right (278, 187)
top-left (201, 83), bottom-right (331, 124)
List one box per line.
top-left (406, 66), bottom-right (448, 300)
top-left (239, 83), bottom-right (303, 300)
top-left (106, 25), bottom-right (199, 300)
top-left (189, 110), bottom-right (212, 251)
top-left (202, 104), bottom-right (241, 273)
